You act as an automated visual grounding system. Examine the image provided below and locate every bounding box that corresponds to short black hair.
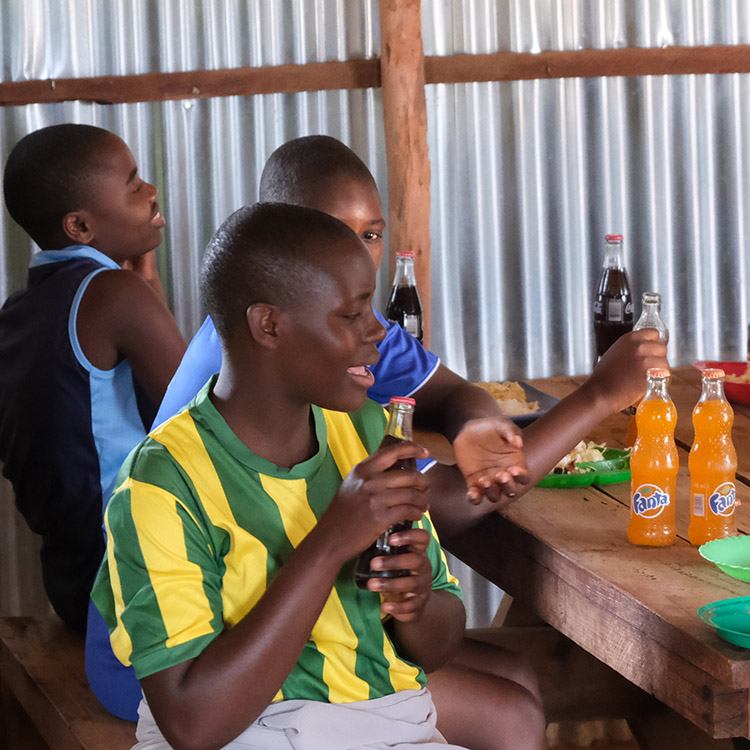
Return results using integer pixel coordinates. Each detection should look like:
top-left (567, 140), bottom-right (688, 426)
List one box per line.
top-left (3, 124), bottom-right (116, 247)
top-left (259, 135), bottom-right (376, 205)
top-left (201, 202), bottom-right (361, 341)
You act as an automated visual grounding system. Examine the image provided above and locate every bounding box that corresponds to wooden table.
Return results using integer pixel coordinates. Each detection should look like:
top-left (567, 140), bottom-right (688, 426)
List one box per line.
top-left (445, 365), bottom-right (750, 744)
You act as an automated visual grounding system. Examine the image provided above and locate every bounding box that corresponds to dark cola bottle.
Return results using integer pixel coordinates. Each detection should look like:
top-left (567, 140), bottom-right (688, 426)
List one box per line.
top-left (593, 233), bottom-right (634, 358)
top-left (385, 252), bottom-right (423, 343)
top-left (354, 396), bottom-right (417, 589)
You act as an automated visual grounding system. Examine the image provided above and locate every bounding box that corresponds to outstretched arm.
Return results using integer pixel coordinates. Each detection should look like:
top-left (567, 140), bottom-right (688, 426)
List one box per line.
top-left (426, 329), bottom-right (669, 540)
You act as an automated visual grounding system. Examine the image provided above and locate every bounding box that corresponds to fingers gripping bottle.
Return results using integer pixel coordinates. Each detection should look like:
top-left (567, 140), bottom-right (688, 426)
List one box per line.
top-left (628, 368), bottom-right (678, 546)
top-left (626, 292), bottom-right (670, 447)
top-left (593, 234), bottom-right (634, 358)
top-left (385, 251), bottom-right (424, 343)
top-left (355, 397), bottom-right (416, 588)
top-left (688, 369), bottom-right (738, 545)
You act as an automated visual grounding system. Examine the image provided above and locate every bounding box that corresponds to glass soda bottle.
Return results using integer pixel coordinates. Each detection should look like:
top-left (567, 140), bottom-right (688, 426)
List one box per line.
top-left (628, 368), bottom-right (678, 546)
top-left (354, 396), bottom-right (417, 588)
top-left (626, 292), bottom-right (670, 447)
top-left (593, 234), bottom-right (633, 358)
top-left (688, 369), bottom-right (738, 546)
top-left (385, 251), bottom-right (423, 343)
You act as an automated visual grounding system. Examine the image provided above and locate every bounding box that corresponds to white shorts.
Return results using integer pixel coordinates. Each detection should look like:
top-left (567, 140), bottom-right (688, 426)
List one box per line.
top-left (132, 687), bottom-right (468, 750)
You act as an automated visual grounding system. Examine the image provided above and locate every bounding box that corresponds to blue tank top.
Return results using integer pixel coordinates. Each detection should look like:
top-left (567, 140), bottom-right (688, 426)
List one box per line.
top-left (0, 245), bottom-right (150, 631)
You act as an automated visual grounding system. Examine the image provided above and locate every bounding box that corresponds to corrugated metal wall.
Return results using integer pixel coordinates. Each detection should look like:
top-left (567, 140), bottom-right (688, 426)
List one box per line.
top-left (1, 0), bottom-right (749, 626)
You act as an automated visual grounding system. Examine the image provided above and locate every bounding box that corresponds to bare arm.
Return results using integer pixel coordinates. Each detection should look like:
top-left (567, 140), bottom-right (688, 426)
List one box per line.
top-left (412, 364), bottom-right (511, 441)
top-left (427, 329), bottom-right (669, 540)
top-left (76, 268), bottom-right (186, 405)
top-left (140, 441), bottom-right (431, 750)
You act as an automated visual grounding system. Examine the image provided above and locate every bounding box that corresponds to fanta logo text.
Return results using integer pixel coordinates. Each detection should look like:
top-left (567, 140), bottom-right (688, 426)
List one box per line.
top-left (632, 484), bottom-right (670, 518)
top-left (709, 482), bottom-right (736, 517)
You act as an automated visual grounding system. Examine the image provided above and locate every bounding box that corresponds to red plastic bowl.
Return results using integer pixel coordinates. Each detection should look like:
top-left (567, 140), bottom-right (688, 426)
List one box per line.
top-left (693, 360), bottom-right (750, 406)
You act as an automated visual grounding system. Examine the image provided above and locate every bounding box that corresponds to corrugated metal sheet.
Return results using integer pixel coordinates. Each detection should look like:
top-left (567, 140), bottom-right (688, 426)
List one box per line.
top-left (424, 0), bottom-right (750, 380)
top-left (1, 1), bottom-right (749, 628)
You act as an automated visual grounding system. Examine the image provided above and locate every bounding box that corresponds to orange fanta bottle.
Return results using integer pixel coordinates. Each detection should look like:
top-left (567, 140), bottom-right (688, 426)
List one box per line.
top-left (628, 368), bottom-right (678, 546)
top-left (688, 369), bottom-right (737, 545)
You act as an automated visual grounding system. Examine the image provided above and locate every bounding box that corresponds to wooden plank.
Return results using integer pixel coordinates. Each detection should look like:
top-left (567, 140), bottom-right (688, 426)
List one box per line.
top-left (425, 44), bottom-right (750, 84)
top-left (0, 618), bottom-right (136, 750)
top-left (0, 59), bottom-right (381, 106)
top-left (4, 44), bottom-right (750, 108)
top-left (379, 0), bottom-right (432, 347)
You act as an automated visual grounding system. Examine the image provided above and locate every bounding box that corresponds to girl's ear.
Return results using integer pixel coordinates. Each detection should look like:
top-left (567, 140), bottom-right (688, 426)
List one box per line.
top-left (246, 303), bottom-right (282, 349)
top-left (61, 210), bottom-right (95, 245)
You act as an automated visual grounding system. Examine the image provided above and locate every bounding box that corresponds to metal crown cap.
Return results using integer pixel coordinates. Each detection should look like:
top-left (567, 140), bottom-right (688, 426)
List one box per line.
top-left (647, 368), bottom-right (671, 378)
top-left (389, 396), bottom-right (416, 405)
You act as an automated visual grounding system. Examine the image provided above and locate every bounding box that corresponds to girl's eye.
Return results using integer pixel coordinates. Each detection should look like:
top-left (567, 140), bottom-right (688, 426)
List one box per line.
top-left (362, 231), bottom-right (382, 242)
top-left (344, 313), bottom-right (361, 321)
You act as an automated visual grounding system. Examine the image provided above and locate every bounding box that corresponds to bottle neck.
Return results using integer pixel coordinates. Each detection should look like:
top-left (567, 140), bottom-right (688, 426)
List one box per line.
top-left (386, 402), bottom-right (414, 441)
top-left (395, 255), bottom-right (417, 287)
top-left (699, 378), bottom-right (726, 403)
top-left (603, 241), bottom-right (624, 269)
top-left (644, 377), bottom-right (670, 402)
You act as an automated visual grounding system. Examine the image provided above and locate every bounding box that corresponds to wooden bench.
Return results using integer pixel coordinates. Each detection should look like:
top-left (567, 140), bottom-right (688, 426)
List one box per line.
top-left (0, 616), bottom-right (136, 750)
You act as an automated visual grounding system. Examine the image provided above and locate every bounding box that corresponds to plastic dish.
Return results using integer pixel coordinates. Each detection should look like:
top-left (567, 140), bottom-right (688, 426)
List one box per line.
top-left (692, 361), bottom-right (750, 406)
top-left (697, 596), bottom-right (750, 648)
top-left (699, 535), bottom-right (750, 583)
top-left (537, 448), bottom-right (631, 488)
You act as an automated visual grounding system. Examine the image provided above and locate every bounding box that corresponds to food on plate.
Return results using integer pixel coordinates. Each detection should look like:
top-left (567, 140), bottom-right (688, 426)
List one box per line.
top-left (726, 364), bottom-right (750, 384)
top-left (475, 380), bottom-right (540, 416)
top-left (552, 441), bottom-right (609, 474)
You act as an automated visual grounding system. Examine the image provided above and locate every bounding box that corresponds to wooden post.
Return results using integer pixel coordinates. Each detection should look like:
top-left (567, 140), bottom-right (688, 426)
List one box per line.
top-left (379, 0), bottom-right (432, 347)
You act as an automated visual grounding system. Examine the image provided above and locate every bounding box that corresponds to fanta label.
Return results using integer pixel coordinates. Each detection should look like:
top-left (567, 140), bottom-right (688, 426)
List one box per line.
top-left (709, 482), bottom-right (736, 517)
top-left (632, 484), bottom-right (670, 518)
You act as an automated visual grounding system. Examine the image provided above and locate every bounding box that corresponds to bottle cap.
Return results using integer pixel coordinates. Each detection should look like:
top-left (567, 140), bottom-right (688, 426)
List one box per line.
top-left (389, 396), bottom-right (416, 406)
top-left (605, 234), bottom-right (623, 242)
top-left (647, 368), bottom-right (670, 379)
top-left (395, 251), bottom-right (415, 258)
top-left (702, 368), bottom-right (725, 379)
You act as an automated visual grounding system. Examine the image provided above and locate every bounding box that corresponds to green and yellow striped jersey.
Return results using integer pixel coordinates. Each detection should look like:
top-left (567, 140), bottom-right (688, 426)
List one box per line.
top-left (92, 382), bottom-right (462, 704)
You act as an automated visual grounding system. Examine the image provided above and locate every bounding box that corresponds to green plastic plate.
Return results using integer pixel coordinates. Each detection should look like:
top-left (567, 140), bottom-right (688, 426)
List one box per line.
top-left (537, 448), bottom-right (631, 488)
top-left (697, 596), bottom-right (750, 649)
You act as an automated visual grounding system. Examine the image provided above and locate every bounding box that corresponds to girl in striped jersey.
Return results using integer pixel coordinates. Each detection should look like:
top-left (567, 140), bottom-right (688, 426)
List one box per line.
top-left (93, 204), bottom-right (545, 749)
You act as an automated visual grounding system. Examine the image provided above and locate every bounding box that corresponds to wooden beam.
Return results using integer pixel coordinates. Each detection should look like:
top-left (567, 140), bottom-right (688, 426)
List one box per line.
top-left (425, 44), bottom-right (750, 84)
top-left (3, 44), bottom-right (750, 109)
top-left (379, 0), bottom-right (432, 347)
top-left (0, 59), bottom-right (381, 106)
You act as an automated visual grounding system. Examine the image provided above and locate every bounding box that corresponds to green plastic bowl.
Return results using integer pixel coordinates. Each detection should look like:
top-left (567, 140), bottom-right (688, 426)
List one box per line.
top-left (697, 596), bottom-right (750, 648)
top-left (699, 536), bottom-right (750, 583)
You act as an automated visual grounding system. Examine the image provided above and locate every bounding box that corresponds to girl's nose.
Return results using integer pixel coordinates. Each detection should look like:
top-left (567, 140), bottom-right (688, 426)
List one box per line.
top-left (366, 313), bottom-right (386, 344)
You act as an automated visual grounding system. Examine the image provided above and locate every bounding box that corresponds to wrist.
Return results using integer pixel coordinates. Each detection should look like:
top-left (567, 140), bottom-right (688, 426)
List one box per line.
top-left (576, 377), bottom-right (613, 418)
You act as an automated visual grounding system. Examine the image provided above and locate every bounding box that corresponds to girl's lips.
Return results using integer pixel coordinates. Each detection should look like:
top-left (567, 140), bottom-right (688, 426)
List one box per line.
top-left (347, 365), bottom-right (375, 389)
top-left (151, 210), bottom-right (166, 228)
